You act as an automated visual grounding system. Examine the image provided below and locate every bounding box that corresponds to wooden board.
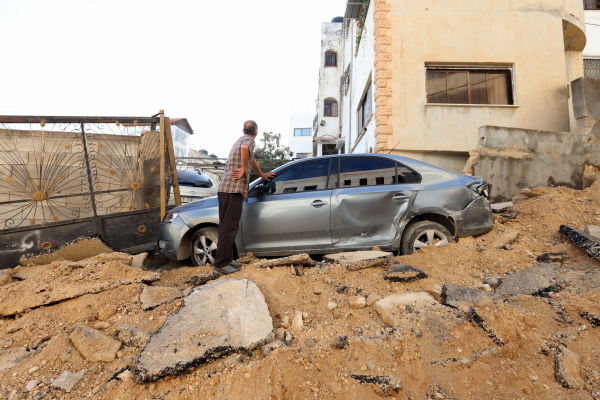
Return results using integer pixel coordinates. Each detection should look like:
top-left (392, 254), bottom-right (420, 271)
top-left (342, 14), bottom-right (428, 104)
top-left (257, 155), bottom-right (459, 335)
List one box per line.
top-left (165, 118), bottom-right (182, 206)
top-left (159, 110), bottom-right (166, 221)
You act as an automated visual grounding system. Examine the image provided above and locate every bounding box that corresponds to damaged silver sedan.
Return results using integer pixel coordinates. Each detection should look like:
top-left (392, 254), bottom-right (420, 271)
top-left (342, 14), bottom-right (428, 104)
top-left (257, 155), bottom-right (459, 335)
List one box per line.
top-left (158, 154), bottom-right (493, 266)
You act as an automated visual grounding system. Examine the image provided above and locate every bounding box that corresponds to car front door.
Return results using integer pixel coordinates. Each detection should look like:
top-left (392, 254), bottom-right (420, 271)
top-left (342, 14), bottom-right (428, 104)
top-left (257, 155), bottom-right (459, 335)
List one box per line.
top-left (241, 158), bottom-right (335, 254)
top-left (330, 156), bottom-right (421, 248)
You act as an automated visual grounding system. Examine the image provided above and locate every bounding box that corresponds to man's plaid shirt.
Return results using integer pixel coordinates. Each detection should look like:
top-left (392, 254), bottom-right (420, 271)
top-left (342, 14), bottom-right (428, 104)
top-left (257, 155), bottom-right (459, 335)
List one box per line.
top-left (218, 135), bottom-right (256, 201)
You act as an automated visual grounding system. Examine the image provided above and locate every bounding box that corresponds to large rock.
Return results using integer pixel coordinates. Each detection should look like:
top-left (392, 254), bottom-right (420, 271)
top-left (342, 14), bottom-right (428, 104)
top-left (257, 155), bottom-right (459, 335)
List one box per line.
top-left (324, 251), bottom-right (393, 271)
top-left (51, 370), bottom-right (86, 393)
top-left (135, 278), bottom-right (273, 383)
top-left (384, 263), bottom-right (427, 282)
top-left (140, 286), bottom-right (182, 311)
top-left (555, 344), bottom-right (585, 390)
top-left (69, 326), bottom-right (122, 362)
top-left (442, 283), bottom-right (503, 308)
top-left (560, 225), bottom-right (600, 261)
top-left (496, 263), bottom-right (560, 296)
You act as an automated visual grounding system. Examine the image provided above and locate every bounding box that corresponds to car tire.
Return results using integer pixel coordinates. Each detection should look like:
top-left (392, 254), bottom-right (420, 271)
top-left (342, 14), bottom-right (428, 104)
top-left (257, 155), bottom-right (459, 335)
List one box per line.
top-left (400, 221), bottom-right (454, 256)
top-left (190, 227), bottom-right (219, 267)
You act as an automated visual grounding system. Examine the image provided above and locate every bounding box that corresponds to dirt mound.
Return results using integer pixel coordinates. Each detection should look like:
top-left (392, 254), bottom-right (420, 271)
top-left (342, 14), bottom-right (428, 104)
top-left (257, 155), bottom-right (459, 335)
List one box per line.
top-left (0, 186), bottom-right (599, 399)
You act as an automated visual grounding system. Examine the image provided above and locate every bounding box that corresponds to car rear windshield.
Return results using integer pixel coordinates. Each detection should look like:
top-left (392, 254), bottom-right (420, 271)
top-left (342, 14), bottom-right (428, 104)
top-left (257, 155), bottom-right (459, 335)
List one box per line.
top-left (177, 170), bottom-right (213, 188)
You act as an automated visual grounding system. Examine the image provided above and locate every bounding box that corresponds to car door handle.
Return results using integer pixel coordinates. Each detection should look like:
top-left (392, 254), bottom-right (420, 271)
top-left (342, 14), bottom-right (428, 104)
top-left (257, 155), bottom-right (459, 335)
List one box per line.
top-left (393, 194), bottom-right (409, 201)
top-left (311, 200), bottom-right (328, 207)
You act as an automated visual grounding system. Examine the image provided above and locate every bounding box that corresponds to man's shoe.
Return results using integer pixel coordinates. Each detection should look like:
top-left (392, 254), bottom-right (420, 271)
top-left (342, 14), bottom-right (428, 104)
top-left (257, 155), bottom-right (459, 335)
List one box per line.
top-left (230, 262), bottom-right (243, 268)
top-left (213, 264), bottom-right (241, 275)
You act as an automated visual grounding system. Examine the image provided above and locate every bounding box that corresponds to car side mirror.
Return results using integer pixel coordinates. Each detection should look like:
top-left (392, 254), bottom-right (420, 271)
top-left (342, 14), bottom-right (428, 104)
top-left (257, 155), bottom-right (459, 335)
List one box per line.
top-left (250, 184), bottom-right (264, 198)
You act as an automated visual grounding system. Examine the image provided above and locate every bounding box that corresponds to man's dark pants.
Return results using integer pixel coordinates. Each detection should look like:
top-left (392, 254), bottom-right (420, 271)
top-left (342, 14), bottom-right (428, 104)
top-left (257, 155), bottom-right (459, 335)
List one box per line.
top-left (215, 192), bottom-right (243, 269)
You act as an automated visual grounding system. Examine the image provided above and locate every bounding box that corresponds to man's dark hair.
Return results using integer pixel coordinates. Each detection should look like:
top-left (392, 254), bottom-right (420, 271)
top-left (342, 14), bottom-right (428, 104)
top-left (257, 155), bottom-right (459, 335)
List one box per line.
top-left (243, 120), bottom-right (258, 135)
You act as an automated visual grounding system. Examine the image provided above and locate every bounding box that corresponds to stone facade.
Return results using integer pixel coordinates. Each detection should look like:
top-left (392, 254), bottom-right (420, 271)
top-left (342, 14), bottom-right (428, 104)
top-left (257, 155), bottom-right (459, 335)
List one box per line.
top-left (373, 0), bottom-right (393, 153)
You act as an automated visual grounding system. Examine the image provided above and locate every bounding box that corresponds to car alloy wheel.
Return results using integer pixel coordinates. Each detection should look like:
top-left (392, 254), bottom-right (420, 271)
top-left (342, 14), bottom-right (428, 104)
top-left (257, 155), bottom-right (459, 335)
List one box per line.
top-left (413, 229), bottom-right (450, 251)
top-left (193, 234), bottom-right (217, 266)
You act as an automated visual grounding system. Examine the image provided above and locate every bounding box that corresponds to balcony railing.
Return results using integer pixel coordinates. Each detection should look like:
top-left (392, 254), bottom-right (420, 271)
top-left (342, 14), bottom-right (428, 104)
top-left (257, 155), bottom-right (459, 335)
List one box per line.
top-left (584, 0), bottom-right (600, 10)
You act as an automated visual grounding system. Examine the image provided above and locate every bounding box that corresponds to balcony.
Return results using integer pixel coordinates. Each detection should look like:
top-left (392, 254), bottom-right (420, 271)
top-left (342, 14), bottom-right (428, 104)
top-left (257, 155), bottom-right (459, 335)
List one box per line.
top-left (584, 0), bottom-right (600, 10)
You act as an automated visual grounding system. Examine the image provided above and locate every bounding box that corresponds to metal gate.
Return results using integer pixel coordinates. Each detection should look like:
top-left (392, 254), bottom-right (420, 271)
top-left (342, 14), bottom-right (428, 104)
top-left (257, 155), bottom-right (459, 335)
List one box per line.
top-left (0, 112), bottom-right (181, 268)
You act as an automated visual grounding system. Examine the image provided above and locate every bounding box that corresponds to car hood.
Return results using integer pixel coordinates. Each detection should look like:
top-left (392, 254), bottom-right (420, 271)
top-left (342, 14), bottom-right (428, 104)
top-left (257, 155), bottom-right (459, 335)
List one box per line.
top-left (170, 195), bottom-right (218, 213)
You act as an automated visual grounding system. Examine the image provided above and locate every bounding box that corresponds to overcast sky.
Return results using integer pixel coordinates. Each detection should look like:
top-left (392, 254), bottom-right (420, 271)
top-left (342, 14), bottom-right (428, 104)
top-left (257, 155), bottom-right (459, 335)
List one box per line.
top-left (0, 0), bottom-right (346, 157)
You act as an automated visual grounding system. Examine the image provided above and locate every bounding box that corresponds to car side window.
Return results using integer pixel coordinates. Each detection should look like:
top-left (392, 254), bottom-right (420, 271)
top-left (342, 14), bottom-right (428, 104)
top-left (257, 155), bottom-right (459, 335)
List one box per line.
top-left (327, 158), bottom-right (338, 189)
top-left (262, 159), bottom-right (331, 195)
top-left (339, 157), bottom-right (396, 188)
top-left (396, 163), bottom-right (421, 184)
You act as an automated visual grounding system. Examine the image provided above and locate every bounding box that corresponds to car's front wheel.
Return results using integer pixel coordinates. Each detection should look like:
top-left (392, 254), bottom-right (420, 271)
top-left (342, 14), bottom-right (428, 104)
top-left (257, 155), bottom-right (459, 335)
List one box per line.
top-left (190, 227), bottom-right (219, 267)
top-left (400, 221), bottom-right (454, 255)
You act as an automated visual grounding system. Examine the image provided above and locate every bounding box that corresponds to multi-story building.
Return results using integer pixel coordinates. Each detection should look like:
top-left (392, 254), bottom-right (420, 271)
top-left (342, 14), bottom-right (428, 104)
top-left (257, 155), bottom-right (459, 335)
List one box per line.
top-left (584, 0), bottom-right (600, 78)
top-left (314, 0), bottom-right (589, 172)
top-left (288, 112), bottom-right (314, 159)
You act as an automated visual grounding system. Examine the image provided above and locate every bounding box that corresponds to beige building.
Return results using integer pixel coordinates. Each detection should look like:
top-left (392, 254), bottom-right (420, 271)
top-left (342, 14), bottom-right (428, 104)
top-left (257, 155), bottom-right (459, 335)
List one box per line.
top-left (334, 0), bottom-right (588, 172)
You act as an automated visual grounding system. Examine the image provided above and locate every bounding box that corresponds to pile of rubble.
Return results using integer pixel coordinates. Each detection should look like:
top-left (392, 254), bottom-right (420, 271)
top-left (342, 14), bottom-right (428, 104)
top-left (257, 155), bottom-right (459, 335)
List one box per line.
top-left (0, 183), bottom-right (599, 399)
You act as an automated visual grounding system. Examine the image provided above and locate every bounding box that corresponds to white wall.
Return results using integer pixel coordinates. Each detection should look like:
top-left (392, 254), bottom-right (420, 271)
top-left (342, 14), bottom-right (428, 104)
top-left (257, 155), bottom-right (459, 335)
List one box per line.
top-left (341, 4), bottom-right (376, 154)
top-left (317, 22), bottom-right (343, 140)
top-left (288, 112), bottom-right (314, 158)
top-left (171, 125), bottom-right (192, 158)
top-left (584, 11), bottom-right (600, 56)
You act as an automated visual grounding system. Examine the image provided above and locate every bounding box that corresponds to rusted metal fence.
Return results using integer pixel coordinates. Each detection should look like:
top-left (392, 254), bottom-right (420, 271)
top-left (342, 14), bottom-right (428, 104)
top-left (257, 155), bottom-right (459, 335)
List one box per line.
top-left (0, 112), bottom-right (181, 268)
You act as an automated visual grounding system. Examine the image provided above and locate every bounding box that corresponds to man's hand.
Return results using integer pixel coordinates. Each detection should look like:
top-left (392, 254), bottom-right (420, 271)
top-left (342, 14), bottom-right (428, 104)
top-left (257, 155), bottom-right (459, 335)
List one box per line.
top-left (232, 168), bottom-right (246, 180)
top-left (261, 171), bottom-right (276, 182)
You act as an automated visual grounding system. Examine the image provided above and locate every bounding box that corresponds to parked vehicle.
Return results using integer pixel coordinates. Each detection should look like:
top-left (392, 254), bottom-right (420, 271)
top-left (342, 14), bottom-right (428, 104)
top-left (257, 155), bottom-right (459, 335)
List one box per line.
top-left (159, 154), bottom-right (493, 266)
top-left (177, 169), bottom-right (218, 203)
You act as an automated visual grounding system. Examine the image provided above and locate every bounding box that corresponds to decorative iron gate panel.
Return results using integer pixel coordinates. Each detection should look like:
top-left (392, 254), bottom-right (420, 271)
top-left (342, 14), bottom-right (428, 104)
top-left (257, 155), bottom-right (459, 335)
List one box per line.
top-left (0, 113), bottom-right (180, 268)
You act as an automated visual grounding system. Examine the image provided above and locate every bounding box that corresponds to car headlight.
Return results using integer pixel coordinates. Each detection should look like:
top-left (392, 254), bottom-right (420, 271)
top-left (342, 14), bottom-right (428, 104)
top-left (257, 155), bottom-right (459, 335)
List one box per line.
top-left (467, 181), bottom-right (491, 199)
top-left (163, 212), bottom-right (179, 223)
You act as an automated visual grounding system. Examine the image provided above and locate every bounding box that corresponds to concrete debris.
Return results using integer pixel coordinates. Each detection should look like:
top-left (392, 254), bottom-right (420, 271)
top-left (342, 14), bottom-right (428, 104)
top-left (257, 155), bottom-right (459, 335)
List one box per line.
top-left (98, 305), bottom-right (117, 321)
top-left (0, 349), bottom-right (33, 373)
top-left (521, 188), bottom-right (544, 198)
top-left (374, 292), bottom-right (438, 327)
top-left (131, 252), bottom-right (148, 270)
top-left (483, 275), bottom-right (503, 289)
top-left (252, 254), bottom-right (313, 269)
top-left (283, 330), bottom-right (294, 346)
top-left (11, 264), bottom-right (55, 281)
top-left (20, 236), bottom-right (114, 267)
top-left (350, 374), bottom-right (402, 397)
top-left (262, 340), bottom-right (284, 357)
top-left (496, 263), bottom-right (561, 296)
top-left (491, 202), bottom-right (513, 213)
top-left (140, 286), bottom-right (183, 311)
top-left (559, 225), bottom-right (600, 261)
top-left (135, 278), bottom-right (273, 383)
top-left (69, 326), bottom-right (122, 362)
top-left (187, 271), bottom-right (223, 287)
top-left (442, 284), bottom-right (503, 309)
top-left (291, 310), bottom-right (304, 332)
top-left (0, 261), bottom-right (160, 317)
top-left (493, 231), bottom-right (519, 249)
top-left (117, 324), bottom-right (151, 348)
top-left (348, 296), bottom-right (366, 309)
top-left (331, 336), bottom-right (347, 350)
top-left (536, 252), bottom-right (569, 264)
top-left (384, 263), bottom-right (428, 282)
top-left (25, 380), bottom-right (37, 392)
top-left (366, 293), bottom-right (382, 307)
top-left (555, 344), bottom-right (585, 390)
top-left (580, 312), bottom-right (600, 328)
top-left (92, 321), bottom-right (110, 330)
top-left (468, 307), bottom-right (504, 346)
top-left (0, 270), bottom-right (12, 287)
top-left (587, 225), bottom-right (600, 239)
top-left (324, 251), bottom-right (393, 271)
top-left (51, 370), bottom-right (87, 393)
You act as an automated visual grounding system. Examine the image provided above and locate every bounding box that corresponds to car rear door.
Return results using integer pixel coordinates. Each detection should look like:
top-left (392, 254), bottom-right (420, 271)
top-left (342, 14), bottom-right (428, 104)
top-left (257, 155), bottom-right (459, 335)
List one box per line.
top-left (241, 158), bottom-right (335, 254)
top-left (330, 156), bottom-right (420, 248)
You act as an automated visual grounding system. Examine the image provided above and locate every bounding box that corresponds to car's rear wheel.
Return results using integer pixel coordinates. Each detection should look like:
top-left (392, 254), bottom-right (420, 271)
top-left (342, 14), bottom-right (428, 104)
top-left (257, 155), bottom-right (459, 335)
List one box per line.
top-left (400, 221), bottom-right (454, 255)
top-left (191, 227), bottom-right (219, 267)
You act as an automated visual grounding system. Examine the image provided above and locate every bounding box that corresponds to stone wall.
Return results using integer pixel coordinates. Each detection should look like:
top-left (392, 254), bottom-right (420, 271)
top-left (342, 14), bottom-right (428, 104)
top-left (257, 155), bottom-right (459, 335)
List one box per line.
top-left (373, 0), bottom-right (393, 153)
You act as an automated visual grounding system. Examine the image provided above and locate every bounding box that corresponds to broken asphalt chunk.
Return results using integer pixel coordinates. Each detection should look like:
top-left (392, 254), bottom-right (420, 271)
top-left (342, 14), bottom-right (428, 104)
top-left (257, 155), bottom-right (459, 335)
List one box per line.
top-left (384, 263), bottom-right (428, 282)
top-left (555, 344), bottom-right (585, 390)
top-left (134, 278), bottom-right (273, 383)
top-left (252, 254), bottom-right (313, 269)
top-left (468, 307), bottom-right (504, 346)
top-left (536, 252), bottom-right (569, 264)
top-left (580, 312), bottom-right (600, 328)
top-left (442, 283), bottom-right (503, 309)
top-left (324, 251), bottom-right (393, 271)
top-left (495, 263), bottom-right (562, 296)
top-left (559, 225), bottom-right (600, 261)
top-left (350, 374), bottom-right (402, 396)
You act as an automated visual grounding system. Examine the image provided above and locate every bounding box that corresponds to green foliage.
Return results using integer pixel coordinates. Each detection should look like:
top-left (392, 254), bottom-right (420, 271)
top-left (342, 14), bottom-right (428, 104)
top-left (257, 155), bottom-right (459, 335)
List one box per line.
top-left (254, 132), bottom-right (293, 160)
top-left (355, 0), bottom-right (371, 57)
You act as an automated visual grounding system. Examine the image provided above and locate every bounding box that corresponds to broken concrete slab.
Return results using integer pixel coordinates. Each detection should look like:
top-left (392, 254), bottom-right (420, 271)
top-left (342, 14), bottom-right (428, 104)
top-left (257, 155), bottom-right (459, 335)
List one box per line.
top-left (11, 264), bottom-right (55, 281)
top-left (0, 262), bottom-right (160, 317)
top-left (140, 286), bottom-right (182, 311)
top-left (19, 236), bottom-right (114, 266)
top-left (496, 263), bottom-right (561, 296)
top-left (325, 251), bottom-right (393, 271)
top-left (187, 271), bottom-right (222, 287)
top-left (350, 374), bottom-right (402, 396)
top-left (0, 349), bottom-right (34, 373)
top-left (118, 324), bottom-right (151, 348)
top-left (493, 231), bottom-right (519, 249)
top-left (384, 263), bottom-right (428, 282)
top-left (442, 284), bottom-right (503, 309)
top-left (253, 254), bottom-right (313, 269)
top-left (559, 225), bottom-right (600, 261)
top-left (69, 326), bottom-right (121, 362)
top-left (0, 269), bottom-right (12, 287)
top-left (135, 278), bottom-right (273, 383)
top-left (491, 202), bottom-right (513, 213)
top-left (51, 370), bottom-right (86, 393)
top-left (131, 252), bottom-right (148, 270)
top-left (587, 225), bottom-right (600, 240)
top-left (536, 253), bottom-right (569, 264)
top-left (483, 275), bottom-right (503, 289)
top-left (555, 344), bottom-right (585, 390)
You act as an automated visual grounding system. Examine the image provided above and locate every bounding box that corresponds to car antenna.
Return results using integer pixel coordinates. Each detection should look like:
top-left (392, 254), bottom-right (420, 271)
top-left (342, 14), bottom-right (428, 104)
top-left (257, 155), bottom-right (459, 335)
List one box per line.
top-left (388, 140), bottom-right (402, 154)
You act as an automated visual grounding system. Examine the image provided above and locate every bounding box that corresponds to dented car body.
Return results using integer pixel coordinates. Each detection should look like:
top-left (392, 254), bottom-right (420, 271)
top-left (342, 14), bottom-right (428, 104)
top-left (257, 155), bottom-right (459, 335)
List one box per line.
top-left (158, 154), bottom-right (493, 262)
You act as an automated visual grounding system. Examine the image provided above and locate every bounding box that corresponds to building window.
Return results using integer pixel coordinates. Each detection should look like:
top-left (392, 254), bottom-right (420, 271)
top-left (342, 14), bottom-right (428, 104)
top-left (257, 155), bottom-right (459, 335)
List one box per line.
top-left (358, 82), bottom-right (373, 130)
top-left (325, 51), bottom-right (337, 67)
top-left (294, 128), bottom-right (312, 136)
top-left (322, 144), bottom-right (337, 155)
top-left (296, 153), bottom-right (310, 159)
top-left (426, 68), bottom-right (514, 105)
top-left (324, 99), bottom-right (338, 117)
top-left (584, 58), bottom-right (600, 79)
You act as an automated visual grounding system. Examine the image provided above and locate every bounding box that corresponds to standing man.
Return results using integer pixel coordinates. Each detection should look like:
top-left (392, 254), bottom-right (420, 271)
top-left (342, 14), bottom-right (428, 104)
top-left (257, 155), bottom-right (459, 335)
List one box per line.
top-left (214, 120), bottom-right (276, 274)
